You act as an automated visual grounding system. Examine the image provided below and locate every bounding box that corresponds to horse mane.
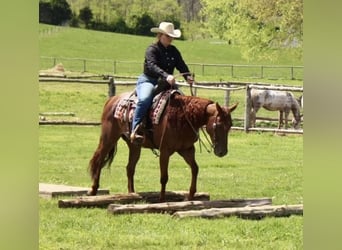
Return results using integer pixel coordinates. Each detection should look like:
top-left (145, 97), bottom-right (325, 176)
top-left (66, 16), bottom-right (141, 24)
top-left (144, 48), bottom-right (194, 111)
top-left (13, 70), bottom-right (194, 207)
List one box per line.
top-left (167, 95), bottom-right (214, 130)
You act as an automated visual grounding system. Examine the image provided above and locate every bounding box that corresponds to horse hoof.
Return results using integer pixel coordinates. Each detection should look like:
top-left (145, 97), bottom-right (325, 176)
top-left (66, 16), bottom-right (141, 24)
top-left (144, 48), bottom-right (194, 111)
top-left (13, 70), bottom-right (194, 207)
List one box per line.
top-left (87, 190), bottom-right (96, 196)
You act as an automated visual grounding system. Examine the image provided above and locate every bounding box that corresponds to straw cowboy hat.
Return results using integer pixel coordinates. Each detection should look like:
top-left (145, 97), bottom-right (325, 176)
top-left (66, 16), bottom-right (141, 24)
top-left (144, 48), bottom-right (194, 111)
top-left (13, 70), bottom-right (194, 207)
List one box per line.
top-left (150, 22), bottom-right (181, 38)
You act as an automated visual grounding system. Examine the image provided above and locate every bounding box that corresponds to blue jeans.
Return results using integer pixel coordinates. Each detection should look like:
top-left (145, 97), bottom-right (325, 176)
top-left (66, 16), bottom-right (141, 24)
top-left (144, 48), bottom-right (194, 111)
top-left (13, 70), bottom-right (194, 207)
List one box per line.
top-left (131, 74), bottom-right (158, 133)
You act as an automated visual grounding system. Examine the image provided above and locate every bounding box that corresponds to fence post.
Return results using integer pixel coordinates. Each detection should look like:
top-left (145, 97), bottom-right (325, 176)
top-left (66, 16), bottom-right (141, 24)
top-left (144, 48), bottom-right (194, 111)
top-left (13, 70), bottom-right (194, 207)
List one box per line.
top-left (224, 82), bottom-right (230, 107)
top-left (260, 66), bottom-right (264, 78)
top-left (291, 66), bottom-right (294, 80)
top-left (108, 76), bottom-right (116, 97)
top-left (53, 57), bottom-right (56, 67)
top-left (83, 59), bottom-right (86, 72)
top-left (244, 85), bottom-right (251, 132)
top-left (231, 65), bottom-right (234, 78)
top-left (113, 61), bottom-right (117, 74)
top-left (193, 81), bottom-right (197, 96)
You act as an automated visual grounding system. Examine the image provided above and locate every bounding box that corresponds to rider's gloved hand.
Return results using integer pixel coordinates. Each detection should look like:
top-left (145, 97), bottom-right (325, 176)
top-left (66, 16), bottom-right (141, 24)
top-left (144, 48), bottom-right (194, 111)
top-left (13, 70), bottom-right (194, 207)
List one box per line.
top-left (186, 75), bottom-right (194, 85)
top-left (166, 75), bottom-right (176, 85)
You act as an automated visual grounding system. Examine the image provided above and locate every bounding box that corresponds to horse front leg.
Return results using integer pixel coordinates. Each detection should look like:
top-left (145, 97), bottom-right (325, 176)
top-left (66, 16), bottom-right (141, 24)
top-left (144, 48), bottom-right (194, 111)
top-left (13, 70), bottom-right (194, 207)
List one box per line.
top-left (125, 141), bottom-right (142, 193)
top-left (178, 146), bottom-right (198, 201)
top-left (278, 111), bottom-right (284, 129)
top-left (159, 151), bottom-right (172, 202)
top-left (250, 108), bottom-right (256, 128)
top-left (284, 110), bottom-right (290, 129)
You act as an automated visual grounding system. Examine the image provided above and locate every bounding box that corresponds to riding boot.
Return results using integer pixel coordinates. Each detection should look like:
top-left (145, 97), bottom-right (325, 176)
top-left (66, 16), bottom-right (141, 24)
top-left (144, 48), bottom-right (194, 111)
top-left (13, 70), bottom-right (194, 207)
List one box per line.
top-left (130, 123), bottom-right (144, 145)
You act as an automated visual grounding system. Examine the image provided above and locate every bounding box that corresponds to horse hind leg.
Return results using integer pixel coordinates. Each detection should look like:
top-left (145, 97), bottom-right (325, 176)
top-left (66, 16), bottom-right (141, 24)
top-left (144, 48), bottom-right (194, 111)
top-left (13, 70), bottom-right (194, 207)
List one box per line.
top-left (88, 125), bottom-right (120, 196)
top-left (124, 139), bottom-right (142, 193)
top-left (278, 111), bottom-right (284, 129)
top-left (284, 110), bottom-right (290, 129)
top-left (87, 145), bottom-right (115, 195)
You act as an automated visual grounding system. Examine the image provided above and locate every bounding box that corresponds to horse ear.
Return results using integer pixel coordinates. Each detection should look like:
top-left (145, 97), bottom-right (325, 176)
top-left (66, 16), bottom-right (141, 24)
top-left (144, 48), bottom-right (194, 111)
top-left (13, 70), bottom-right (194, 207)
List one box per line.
top-left (215, 103), bottom-right (223, 114)
top-left (228, 103), bottom-right (238, 113)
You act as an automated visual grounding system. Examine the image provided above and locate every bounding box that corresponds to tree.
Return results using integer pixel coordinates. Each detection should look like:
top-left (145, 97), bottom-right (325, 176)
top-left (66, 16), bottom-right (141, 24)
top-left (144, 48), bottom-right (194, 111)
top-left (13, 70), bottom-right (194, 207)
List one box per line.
top-left (131, 13), bottom-right (155, 36)
top-left (52, 0), bottom-right (72, 24)
top-left (39, 0), bottom-right (72, 25)
top-left (79, 6), bottom-right (93, 28)
top-left (39, 0), bottom-right (53, 24)
top-left (201, 0), bottom-right (303, 62)
top-left (69, 11), bottom-right (80, 27)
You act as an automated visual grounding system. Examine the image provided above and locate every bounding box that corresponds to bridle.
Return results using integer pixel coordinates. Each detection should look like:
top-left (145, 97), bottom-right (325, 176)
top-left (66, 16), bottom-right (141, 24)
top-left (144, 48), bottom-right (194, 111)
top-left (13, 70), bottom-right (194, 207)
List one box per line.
top-left (182, 104), bottom-right (223, 154)
top-left (161, 72), bottom-right (218, 154)
top-left (211, 114), bottom-right (222, 149)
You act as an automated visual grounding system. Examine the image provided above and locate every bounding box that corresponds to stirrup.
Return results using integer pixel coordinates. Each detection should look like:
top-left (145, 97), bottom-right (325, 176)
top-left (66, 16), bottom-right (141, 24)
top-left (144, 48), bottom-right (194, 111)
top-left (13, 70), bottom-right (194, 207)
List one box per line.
top-left (130, 124), bottom-right (144, 144)
top-left (130, 132), bottom-right (144, 144)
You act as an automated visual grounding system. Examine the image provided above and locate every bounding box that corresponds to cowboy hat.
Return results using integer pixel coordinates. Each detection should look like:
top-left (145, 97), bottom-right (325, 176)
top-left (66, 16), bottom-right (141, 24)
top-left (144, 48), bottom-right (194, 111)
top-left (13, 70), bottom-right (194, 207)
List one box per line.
top-left (150, 22), bottom-right (181, 38)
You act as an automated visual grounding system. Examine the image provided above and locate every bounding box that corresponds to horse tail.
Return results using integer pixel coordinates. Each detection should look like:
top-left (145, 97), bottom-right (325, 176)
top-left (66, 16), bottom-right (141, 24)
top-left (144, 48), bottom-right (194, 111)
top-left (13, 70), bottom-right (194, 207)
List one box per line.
top-left (88, 140), bottom-right (117, 180)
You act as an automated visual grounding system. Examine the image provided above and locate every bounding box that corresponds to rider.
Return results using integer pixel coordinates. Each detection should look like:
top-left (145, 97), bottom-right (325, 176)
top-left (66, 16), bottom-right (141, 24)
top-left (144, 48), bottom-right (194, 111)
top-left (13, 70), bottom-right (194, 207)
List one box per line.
top-left (130, 21), bottom-right (194, 144)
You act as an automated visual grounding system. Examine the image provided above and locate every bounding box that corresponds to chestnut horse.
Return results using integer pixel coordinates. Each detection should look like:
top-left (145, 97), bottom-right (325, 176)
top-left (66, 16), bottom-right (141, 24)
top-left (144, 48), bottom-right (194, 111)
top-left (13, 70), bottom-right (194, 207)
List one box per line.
top-left (88, 90), bottom-right (237, 201)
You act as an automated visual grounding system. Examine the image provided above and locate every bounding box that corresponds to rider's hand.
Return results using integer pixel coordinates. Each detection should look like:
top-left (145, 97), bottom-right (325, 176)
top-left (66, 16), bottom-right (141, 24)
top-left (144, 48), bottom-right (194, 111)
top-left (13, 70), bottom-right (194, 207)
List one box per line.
top-left (186, 75), bottom-right (194, 85)
top-left (166, 75), bottom-right (176, 85)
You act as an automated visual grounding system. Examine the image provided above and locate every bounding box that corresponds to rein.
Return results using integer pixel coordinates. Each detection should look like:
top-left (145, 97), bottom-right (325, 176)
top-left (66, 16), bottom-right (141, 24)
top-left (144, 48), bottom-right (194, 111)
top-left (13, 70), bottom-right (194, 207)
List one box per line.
top-left (180, 73), bottom-right (214, 153)
top-left (180, 101), bottom-right (215, 154)
top-left (158, 73), bottom-right (214, 155)
top-left (174, 72), bottom-right (195, 96)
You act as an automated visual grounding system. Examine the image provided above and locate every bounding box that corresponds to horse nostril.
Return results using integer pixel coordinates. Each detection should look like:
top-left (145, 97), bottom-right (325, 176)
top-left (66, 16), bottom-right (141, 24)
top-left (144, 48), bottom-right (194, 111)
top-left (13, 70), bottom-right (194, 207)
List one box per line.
top-left (215, 149), bottom-right (227, 157)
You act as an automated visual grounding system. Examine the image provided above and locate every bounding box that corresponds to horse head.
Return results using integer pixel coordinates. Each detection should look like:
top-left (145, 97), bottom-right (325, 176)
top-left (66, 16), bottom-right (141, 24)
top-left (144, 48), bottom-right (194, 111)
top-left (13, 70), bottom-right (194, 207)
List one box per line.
top-left (292, 96), bottom-right (302, 129)
top-left (205, 102), bottom-right (238, 157)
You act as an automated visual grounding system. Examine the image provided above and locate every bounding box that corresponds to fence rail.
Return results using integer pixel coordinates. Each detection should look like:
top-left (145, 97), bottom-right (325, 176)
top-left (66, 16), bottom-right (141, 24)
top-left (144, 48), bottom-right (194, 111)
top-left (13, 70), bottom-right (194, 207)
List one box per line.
top-left (40, 56), bottom-right (303, 80)
top-left (39, 76), bottom-right (303, 134)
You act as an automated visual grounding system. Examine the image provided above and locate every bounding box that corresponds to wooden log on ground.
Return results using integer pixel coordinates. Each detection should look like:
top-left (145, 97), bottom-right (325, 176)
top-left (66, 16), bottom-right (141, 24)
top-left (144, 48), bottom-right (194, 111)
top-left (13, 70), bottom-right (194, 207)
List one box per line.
top-left (39, 120), bottom-right (101, 126)
top-left (58, 191), bottom-right (210, 208)
top-left (107, 198), bottom-right (272, 215)
top-left (59, 193), bottom-right (143, 208)
top-left (39, 112), bottom-right (76, 116)
top-left (172, 204), bottom-right (303, 220)
top-left (247, 127), bottom-right (303, 134)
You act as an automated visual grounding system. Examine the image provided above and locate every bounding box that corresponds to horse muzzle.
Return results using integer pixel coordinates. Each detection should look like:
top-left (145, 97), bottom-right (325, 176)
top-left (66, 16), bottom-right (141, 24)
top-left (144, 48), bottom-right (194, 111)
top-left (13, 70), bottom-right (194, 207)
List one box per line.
top-left (214, 148), bottom-right (227, 157)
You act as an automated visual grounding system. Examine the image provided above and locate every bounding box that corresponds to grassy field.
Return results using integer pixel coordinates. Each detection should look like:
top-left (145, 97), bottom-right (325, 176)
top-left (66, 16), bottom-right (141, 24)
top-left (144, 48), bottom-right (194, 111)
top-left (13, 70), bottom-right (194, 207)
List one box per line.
top-left (39, 83), bottom-right (303, 249)
top-left (39, 25), bottom-right (303, 249)
top-left (39, 126), bottom-right (303, 249)
top-left (39, 125), bottom-right (303, 249)
top-left (39, 82), bottom-right (303, 130)
top-left (39, 24), bottom-right (303, 80)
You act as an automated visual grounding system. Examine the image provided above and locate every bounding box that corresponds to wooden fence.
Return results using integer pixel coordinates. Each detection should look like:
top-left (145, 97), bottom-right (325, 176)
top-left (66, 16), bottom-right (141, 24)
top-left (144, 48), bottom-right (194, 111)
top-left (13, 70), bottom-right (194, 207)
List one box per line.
top-left (40, 56), bottom-right (303, 80)
top-left (39, 76), bottom-right (303, 134)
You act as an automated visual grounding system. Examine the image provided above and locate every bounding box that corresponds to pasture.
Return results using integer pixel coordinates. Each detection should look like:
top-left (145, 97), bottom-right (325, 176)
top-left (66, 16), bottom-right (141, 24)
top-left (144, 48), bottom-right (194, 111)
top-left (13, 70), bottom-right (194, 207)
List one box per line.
top-left (39, 82), bottom-right (303, 249)
top-left (39, 23), bottom-right (303, 80)
top-left (39, 24), bottom-right (303, 249)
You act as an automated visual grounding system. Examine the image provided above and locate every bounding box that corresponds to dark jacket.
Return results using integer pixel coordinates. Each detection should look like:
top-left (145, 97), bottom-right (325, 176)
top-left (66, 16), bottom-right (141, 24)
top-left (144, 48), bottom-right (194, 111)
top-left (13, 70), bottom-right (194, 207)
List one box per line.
top-left (143, 41), bottom-right (191, 81)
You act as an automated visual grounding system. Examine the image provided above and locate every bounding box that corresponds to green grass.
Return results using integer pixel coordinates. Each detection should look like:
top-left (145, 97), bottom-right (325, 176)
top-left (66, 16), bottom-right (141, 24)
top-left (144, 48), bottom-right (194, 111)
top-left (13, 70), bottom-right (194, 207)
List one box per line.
top-left (39, 25), bottom-right (303, 249)
top-left (39, 83), bottom-right (303, 249)
top-left (39, 24), bottom-right (303, 80)
top-left (39, 126), bottom-right (303, 249)
top-left (40, 200), bottom-right (302, 250)
top-left (39, 82), bottom-right (303, 130)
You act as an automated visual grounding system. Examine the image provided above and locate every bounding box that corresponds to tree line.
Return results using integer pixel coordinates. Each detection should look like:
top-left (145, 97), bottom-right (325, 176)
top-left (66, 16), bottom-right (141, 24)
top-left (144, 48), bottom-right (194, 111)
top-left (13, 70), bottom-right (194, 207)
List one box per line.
top-left (39, 0), bottom-right (201, 39)
top-left (39, 0), bottom-right (303, 62)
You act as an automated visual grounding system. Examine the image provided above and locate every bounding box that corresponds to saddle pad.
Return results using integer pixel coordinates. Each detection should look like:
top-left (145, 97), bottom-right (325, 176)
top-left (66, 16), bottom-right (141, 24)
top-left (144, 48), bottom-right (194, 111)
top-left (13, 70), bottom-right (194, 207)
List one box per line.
top-left (113, 89), bottom-right (183, 125)
top-left (150, 89), bottom-right (182, 124)
top-left (114, 97), bottom-right (136, 123)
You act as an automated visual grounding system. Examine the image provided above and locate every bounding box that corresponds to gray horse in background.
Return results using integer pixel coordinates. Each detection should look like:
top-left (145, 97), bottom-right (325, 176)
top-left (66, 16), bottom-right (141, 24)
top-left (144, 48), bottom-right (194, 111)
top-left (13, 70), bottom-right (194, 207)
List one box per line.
top-left (250, 89), bottom-right (301, 129)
